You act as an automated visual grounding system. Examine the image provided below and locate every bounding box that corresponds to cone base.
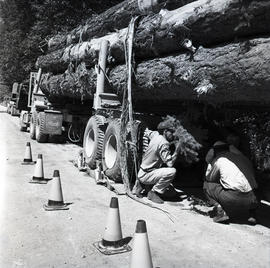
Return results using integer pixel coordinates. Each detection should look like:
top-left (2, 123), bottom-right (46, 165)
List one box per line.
top-left (21, 160), bottom-right (36, 165)
top-left (43, 203), bottom-right (69, 211)
top-left (93, 241), bottom-right (131, 255)
top-left (29, 177), bottom-right (51, 184)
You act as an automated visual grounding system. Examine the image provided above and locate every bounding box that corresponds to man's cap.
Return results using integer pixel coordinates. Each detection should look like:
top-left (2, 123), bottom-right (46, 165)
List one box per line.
top-left (213, 141), bottom-right (229, 153)
top-left (213, 141), bottom-right (226, 148)
top-left (157, 121), bottom-right (175, 131)
top-left (205, 141), bottom-right (228, 164)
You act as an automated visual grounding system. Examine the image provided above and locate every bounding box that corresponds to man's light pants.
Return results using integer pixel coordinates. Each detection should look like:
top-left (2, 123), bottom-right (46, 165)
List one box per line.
top-left (138, 167), bottom-right (176, 194)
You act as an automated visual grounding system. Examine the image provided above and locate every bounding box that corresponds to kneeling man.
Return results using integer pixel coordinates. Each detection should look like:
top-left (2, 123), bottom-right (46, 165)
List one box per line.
top-left (137, 122), bottom-right (177, 204)
top-left (204, 141), bottom-right (258, 224)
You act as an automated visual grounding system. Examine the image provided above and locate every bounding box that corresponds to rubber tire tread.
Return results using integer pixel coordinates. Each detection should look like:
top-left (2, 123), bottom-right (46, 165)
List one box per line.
top-left (36, 112), bottom-right (48, 143)
top-left (83, 115), bottom-right (106, 169)
top-left (102, 120), bottom-right (147, 183)
top-left (30, 110), bottom-right (37, 140)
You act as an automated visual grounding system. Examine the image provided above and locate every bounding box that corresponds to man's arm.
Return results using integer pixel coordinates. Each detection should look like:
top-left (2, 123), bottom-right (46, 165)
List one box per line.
top-left (159, 144), bottom-right (176, 167)
top-left (205, 161), bottom-right (220, 182)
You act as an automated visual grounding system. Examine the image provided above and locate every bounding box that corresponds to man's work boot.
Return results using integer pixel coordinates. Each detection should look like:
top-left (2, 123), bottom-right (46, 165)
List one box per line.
top-left (213, 206), bottom-right (229, 224)
top-left (162, 184), bottom-right (178, 199)
top-left (247, 209), bottom-right (257, 225)
top-left (147, 190), bottom-right (164, 204)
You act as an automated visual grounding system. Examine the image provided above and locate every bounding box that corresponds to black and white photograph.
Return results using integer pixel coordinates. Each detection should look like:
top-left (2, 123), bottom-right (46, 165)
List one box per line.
top-left (0, 0), bottom-right (269, 267)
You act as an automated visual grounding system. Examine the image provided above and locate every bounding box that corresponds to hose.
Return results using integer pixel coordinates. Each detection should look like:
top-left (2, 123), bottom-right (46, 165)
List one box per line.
top-left (68, 123), bottom-right (81, 143)
top-left (102, 171), bottom-right (176, 223)
top-left (126, 191), bottom-right (176, 223)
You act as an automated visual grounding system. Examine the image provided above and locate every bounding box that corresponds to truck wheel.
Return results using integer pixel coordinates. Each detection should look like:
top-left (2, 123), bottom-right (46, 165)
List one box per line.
top-left (30, 111), bottom-right (37, 139)
top-left (83, 115), bottom-right (106, 169)
top-left (102, 120), bottom-right (147, 183)
top-left (36, 112), bottom-right (49, 143)
top-left (102, 119), bottom-right (122, 182)
top-left (19, 112), bottom-right (27, 132)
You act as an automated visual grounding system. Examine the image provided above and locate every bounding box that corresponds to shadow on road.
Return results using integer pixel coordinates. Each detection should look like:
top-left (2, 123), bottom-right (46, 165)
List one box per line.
top-left (175, 185), bottom-right (270, 229)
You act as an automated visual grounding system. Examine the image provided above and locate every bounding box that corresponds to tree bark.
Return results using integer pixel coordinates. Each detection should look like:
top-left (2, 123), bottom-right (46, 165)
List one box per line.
top-left (37, 0), bottom-right (270, 74)
top-left (47, 0), bottom-right (196, 52)
top-left (40, 37), bottom-right (270, 105)
top-left (40, 63), bottom-right (97, 101)
top-left (111, 37), bottom-right (270, 105)
top-left (36, 49), bottom-right (66, 74)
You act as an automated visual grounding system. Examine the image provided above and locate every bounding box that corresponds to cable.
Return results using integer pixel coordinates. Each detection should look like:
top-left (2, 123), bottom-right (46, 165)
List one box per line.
top-left (126, 191), bottom-right (176, 223)
top-left (68, 123), bottom-right (81, 143)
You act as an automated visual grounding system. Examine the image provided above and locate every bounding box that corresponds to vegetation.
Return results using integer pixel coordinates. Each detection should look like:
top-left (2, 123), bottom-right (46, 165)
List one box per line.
top-left (0, 0), bottom-right (122, 90)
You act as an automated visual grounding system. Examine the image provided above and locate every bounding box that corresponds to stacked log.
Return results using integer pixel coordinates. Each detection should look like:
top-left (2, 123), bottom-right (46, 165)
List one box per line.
top-left (40, 37), bottom-right (270, 104)
top-left (38, 0), bottom-right (270, 103)
top-left (38, 0), bottom-right (270, 74)
top-left (47, 0), bottom-right (196, 52)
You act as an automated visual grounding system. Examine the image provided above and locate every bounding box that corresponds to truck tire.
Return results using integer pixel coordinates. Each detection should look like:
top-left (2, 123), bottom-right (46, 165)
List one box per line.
top-left (36, 112), bottom-right (49, 143)
top-left (83, 115), bottom-right (106, 169)
top-left (102, 120), bottom-right (147, 183)
top-left (30, 111), bottom-right (37, 140)
top-left (102, 119), bottom-right (122, 182)
top-left (19, 112), bottom-right (27, 132)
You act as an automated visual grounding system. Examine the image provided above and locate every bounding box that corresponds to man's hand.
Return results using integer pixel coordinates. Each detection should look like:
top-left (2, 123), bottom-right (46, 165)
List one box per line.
top-left (167, 153), bottom-right (177, 167)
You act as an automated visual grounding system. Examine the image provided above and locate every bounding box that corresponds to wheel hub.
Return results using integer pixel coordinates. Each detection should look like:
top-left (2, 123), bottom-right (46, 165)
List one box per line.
top-left (85, 129), bottom-right (95, 157)
top-left (104, 135), bottom-right (117, 169)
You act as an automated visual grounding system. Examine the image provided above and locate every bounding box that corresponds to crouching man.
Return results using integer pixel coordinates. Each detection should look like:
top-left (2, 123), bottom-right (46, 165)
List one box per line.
top-left (204, 141), bottom-right (259, 224)
top-left (137, 121), bottom-right (177, 204)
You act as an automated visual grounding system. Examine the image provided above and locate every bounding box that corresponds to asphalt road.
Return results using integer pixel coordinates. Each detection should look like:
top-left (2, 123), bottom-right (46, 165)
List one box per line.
top-left (0, 107), bottom-right (269, 268)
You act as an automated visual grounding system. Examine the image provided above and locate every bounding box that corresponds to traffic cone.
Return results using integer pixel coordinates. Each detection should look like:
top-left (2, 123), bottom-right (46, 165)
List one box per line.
top-left (93, 197), bottom-right (131, 255)
top-left (21, 142), bottom-right (35, 165)
top-left (43, 170), bottom-right (69, 211)
top-left (29, 154), bottom-right (49, 184)
top-left (129, 220), bottom-right (153, 268)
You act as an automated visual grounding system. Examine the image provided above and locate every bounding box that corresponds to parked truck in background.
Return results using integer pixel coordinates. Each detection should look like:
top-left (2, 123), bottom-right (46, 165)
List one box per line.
top-left (20, 69), bottom-right (89, 143)
top-left (7, 82), bottom-right (29, 117)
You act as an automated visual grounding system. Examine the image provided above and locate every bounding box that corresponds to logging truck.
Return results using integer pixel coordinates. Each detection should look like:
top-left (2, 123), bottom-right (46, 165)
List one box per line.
top-left (7, 83), bottom-right (20, 116)
top-left (7, 82), bottom-right (28, 117)
top-left (19, 69), bottom-right (90, 142)
top-left (81, 0), bottom-right (168, 183)
top-left (20, 0), bottom-right (194, 183)
top-left (18, 0), bottom-right (178, 183)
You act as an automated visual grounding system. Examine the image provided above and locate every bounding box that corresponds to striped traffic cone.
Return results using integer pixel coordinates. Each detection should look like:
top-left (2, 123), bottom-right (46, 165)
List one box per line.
top-left (129, 220), bottom-right (153, 268)
top-left (43, 170), bottom-right (68, 211)
top-left (93, 197), bottom-right (131, 255)
top-left (29, 154), bottom-right (49, 184)
top-left (21, 142), bottom-right (35, 165)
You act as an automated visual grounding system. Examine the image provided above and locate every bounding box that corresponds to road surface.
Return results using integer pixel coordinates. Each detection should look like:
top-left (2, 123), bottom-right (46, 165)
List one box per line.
top-left (0, 107), bottom-right (269, 268)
